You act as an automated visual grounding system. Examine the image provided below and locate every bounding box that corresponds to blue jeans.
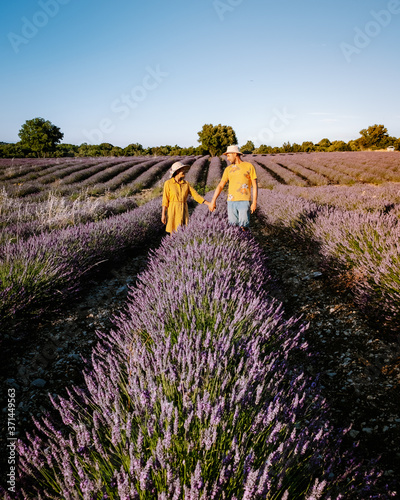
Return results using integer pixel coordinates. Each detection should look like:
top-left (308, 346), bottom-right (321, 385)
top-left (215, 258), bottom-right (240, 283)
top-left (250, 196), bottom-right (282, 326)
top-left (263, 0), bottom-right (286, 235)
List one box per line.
top-left (227, 201), bottom-right (251, 228)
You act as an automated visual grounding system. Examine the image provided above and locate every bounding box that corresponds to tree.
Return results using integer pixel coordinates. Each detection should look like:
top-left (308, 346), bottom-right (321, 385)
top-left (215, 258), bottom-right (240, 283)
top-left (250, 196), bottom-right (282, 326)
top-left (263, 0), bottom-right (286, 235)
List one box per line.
top-left (254, 145), bottom-right (273, 154)
top-left (18, 117), bottom-right (64, 157)
top-left (55, 143), bottom-right (78, 157)
top-left (328, 141), bottom-right (351, 152)
top-left (197, 124), bottom-right (237, 156)
top-left (282, 141), bottom-right (293, 153)
top-left (110, 146), bottom-right (124, 156)
top-left (240, 140), bottom-right (255, 154)
top-left (291, 143), bottom-right (302, 152)
top-left (301, 141), bottom-right (315, 152)
top-left (99, 143), bottom-right (114, 155)
top-left (357, 124), bottom-right (389, 150)
top-left (317, 138), bottom-right (331, 151)
top-left (124, 143), bottom-right (144, 156)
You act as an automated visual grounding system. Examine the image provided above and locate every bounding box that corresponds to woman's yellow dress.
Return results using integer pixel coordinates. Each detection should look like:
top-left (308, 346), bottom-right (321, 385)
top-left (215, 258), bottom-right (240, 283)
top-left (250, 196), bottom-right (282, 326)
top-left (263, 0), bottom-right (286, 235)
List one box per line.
top-left (162, 177), bottom-right (205, 233)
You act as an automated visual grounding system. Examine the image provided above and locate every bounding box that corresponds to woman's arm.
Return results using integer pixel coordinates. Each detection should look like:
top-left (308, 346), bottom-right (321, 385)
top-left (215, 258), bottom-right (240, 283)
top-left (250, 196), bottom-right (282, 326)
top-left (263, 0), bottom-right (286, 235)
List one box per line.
top-left (161, 205), bottom-right (167, 225)
top-left (161, 181), bottom-right (169, 224)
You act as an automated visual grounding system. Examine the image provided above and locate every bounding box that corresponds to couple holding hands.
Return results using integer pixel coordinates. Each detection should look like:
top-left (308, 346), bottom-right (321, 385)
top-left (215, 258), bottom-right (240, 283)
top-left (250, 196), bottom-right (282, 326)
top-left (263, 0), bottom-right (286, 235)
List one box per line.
top-left (162, 145), bottom-right (258, 234)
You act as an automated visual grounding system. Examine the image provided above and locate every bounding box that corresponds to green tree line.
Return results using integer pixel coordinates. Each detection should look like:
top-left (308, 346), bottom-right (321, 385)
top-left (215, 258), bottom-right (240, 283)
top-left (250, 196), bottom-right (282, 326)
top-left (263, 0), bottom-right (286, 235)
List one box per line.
top-left (0, 119), bottom-right (399, 158)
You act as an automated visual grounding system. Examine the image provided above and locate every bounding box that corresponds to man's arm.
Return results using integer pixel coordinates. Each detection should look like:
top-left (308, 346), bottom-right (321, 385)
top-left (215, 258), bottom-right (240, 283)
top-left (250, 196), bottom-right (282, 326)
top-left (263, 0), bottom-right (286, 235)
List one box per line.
top-left (250, 178), bottom-right (258, 213)
top-left (209, 180), bottom-right (226, 212)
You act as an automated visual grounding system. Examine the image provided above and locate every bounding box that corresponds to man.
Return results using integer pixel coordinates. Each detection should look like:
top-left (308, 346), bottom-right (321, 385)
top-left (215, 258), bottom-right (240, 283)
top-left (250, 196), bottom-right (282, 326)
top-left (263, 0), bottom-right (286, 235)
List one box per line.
top-left (162, 161), bottom-right (212, 233)
top-left (209, 145), bottom-right (258, 229)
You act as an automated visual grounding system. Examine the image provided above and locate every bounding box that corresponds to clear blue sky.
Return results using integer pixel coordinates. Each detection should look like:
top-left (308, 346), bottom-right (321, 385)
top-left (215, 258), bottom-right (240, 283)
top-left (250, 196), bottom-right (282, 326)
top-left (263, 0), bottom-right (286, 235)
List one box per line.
top-left (1, 0), bottom-right (399, 148)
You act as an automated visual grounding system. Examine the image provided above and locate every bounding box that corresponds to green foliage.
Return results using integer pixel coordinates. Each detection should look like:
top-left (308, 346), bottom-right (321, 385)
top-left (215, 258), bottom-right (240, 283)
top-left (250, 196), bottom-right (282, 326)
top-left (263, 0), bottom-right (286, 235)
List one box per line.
top-left (123, 142), bottom-right (144, 156)
top-left (0, 142), bottom-right (31, 158)
top-left (240, 140), bottom-right (255, 154)
top-left (18, 117), bottom-right (64, 158)
top-left (2, 119), bottom-right (399, 158)
top-left (357, 124), bottom-right (389, 150)
top-left (328, 141), bottom-right (351, 152)
top-left (317, 138), bottom-right (331, 150)
top-left (301, 141), bottom-right (315, 152)
top-left (55, 143), bottom-right (79, 157)
top-left (253, 144), bottom-right (273, 154)
top-left (282, 141), bottom-right (293, 153)
top-left (197, 124), bottom-right (238, 156)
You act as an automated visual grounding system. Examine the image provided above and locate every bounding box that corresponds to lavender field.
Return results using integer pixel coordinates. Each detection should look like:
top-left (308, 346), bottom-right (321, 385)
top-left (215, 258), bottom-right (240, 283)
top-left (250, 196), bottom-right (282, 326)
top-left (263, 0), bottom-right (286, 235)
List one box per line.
top-left (1, 151), bottom-right (400, 498)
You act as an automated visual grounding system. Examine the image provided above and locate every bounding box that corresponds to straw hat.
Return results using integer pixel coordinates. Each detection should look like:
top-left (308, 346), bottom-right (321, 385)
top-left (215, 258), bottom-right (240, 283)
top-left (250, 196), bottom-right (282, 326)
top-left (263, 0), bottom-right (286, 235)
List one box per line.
top-left (223, 145), bottom-right (243, 155)
top-left (169, 161), bottom-right (190, 178)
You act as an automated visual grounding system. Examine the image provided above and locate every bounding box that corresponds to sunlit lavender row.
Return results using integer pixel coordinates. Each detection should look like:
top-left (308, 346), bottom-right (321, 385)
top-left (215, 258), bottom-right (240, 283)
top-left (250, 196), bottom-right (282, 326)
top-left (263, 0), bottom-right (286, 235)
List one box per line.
top-left (273, 183), bottom-right (400, 214)
top-left (0, 157), bottom-right (181, 199)
top-left (244, 151), bottom-right (400, 186)
top-left (0, 190), bottom-right (139, 244)
top-left (183, 156), bottom-right (209, 186)
top-left (11, 202), bottom-right (390, 499)
top-left (205, 156), bottom-right (225, 189)
top-left (256, 188), bottom-right (400, 331)
top-left (1, 153), bottom-right (399, 202)
top-left (0, 198), bottom-right (163, 332)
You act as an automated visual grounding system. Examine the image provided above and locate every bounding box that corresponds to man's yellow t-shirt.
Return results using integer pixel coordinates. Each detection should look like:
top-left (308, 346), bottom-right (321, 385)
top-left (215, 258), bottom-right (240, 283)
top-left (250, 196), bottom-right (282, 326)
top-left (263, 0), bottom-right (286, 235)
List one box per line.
top-left (220, 161), bottom-right (257, 201)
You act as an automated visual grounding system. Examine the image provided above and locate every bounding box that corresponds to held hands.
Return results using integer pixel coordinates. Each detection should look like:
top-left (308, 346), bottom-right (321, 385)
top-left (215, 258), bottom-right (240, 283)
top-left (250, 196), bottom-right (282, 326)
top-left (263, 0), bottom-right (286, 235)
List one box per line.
top-left (161, 214), bottom-right (167, 225)
top-left (250, 202), bottom-right (257, 214)
top-left (204, 200), bottom-right (216, 212)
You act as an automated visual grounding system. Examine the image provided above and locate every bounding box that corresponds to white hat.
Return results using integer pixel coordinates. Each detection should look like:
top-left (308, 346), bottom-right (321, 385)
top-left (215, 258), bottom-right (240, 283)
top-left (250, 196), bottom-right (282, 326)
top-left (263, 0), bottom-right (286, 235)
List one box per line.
top-left (169, 161), bottom-right (190, 178)
top-left (223, 145), bottom-right (243, 155)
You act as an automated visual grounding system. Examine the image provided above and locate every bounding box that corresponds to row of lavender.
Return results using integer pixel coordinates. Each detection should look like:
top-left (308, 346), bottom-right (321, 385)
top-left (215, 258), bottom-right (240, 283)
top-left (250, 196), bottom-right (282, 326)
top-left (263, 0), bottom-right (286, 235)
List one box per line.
top-left (256, 187), bottom-right (400, 332)
top-left (0, 190), bottom-right (138, 245)
top-left (244, 151), bottom-right (400, 188)
top-left (2, 152), bottom-right (399, 201)
top-left (0, 156), bottom-right (225, 244)
top-left (0, 197), bottom-right (164, 333)
top-left (8, 200), bottom-right (391, 499)
top-left (0, 155), bottom-right (224, 201)
top-left (0, 157), bottom-right (189, 199)
top-left (273, 183), bottom-right (400, 214)
top-left (0, 157), bottom-right (194, 243)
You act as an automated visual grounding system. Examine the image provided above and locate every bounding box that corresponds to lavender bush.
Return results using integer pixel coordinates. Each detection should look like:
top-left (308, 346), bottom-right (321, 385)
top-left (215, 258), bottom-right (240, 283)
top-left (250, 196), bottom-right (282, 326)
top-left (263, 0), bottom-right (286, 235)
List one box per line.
top-left (250, 157), bottom-right (308, 187)
top-left (0, 158), bottom-right (68, 182)
top-left (0, 190), bottom-right (138, 244)
top-left (205, 157), bottom-right (224, 189)
top-left (184, 156), bottom-right (209, 187)
top-left (10, 199), bottom-right (391, 499)
top-left (123, 157), bottom-right (184, 194)
top-left (311, 208), bottom-right (400, 329)
top-left (156, 157), bottom-right (198, 188)
top-left (256, 188), bottom-right (400, 330)
top-left (274, 183), bottom-right (400, 214)
top-left (243, 157), bottom-right (280, 189)
top-left (0, 198), bottom-right (164, 331)
top-left (36, 159), bottom-right (108, 186)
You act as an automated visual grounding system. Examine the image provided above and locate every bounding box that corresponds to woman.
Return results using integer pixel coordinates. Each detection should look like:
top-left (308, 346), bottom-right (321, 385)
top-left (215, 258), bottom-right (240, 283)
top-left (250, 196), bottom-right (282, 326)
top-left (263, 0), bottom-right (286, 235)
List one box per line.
top-left (162, 161), bottom-right (212, 233)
